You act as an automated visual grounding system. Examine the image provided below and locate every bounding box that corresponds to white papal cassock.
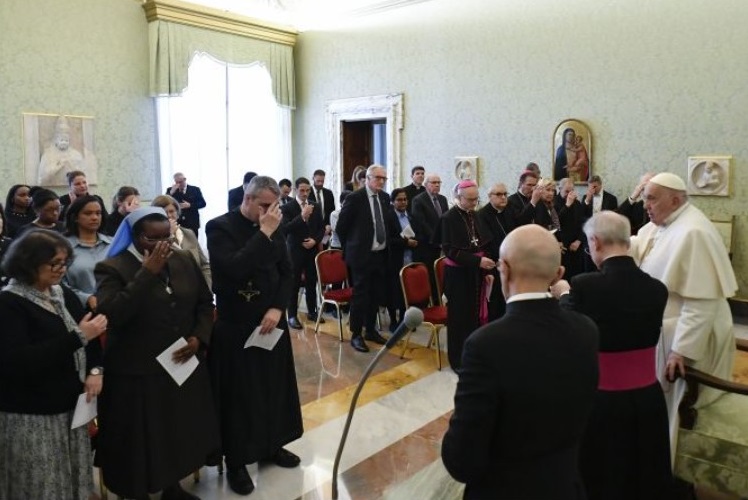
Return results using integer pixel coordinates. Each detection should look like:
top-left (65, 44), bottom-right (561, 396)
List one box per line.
top-left (630, 202), bottom-right (738, 457)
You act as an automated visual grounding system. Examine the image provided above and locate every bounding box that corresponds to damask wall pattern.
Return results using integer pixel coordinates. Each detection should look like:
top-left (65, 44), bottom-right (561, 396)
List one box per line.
top-left (0, 0), bottom-right (159, 207)
top-left (294, 0), bottom-right (748, 296)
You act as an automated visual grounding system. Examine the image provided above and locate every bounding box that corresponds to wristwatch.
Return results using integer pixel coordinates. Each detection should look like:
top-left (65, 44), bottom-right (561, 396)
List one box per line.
top-left (89, 366), bottom-right (104, 376)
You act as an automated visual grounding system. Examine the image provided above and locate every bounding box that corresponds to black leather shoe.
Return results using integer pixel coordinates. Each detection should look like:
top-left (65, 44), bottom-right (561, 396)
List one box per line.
top-left (350, 335), bottom-right (370, 353)
top-left (287, 316), bottom-right (303, 330)
top-left (226, 466), bottom-right (255, 496)
top-left (270, 448), bottom-right (300, 468)
top-left (307, 312), bottom-right (325, 324)
top-left (364, 330), bottom-right (388, 345)
top-left (161, 482), bottom-right (200, 500)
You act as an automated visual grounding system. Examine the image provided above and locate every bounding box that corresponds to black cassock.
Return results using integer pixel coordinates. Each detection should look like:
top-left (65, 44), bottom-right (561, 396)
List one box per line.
top-left (206, 210), bottom-right (303, 466)
top-left (436, 206), bottom-right (496, 371)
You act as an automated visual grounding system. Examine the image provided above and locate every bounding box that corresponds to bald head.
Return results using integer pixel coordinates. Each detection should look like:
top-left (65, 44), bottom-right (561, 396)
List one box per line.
top-left (499, 225), bottom-right (563, 296)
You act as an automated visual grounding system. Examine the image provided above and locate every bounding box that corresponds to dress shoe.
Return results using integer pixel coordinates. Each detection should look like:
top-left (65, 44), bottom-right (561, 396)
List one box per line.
top-left (226, 466), bottom-right (255, 496)
top-left (269, 448), bottom-right (301, 468)
top-left (161, 482), bottom-right (201, 500)
top-left (364, 330), bottom-right (388, 345)
top-left (307, 312), bottom-right (325, 324)
top-left (287, 316), bottom-right (303, 330)
top-left (350, 335), bottom-right (370, 353)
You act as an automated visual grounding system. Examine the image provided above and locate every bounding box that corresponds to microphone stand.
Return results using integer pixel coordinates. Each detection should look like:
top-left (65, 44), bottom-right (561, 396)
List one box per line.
top-left (331, 308), bottom-right (423, 499)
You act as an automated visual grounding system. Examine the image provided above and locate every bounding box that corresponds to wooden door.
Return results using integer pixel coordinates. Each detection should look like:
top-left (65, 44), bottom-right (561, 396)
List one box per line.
top-left (342, 120), bottom-right (372, 189)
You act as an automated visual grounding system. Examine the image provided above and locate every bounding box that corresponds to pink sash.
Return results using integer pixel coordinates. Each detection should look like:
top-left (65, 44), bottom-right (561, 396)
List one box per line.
top-left (597, 347), bottom-right (657, 391)
top-left (444, 252), bottom-right (490, 325)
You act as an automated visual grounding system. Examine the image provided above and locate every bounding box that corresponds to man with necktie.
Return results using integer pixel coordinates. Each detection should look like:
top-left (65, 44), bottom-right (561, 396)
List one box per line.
top-left (411, 174), bottom-right (449, 304)
top-left (336, 164), bottom-right (392, 352)
top-left (165, 172), bottom-right (206, 236)
top-left (308, 169), bottom-right (336, 242)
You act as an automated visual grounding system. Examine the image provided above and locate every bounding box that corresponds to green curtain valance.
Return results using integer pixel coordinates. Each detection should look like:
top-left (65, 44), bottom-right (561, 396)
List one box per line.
top-left (148, 20), bottom-right (296, 108)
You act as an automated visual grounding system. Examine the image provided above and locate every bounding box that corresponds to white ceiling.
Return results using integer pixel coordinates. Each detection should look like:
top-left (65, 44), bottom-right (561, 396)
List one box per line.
top-left (181, 0), bottom-right (435, 30)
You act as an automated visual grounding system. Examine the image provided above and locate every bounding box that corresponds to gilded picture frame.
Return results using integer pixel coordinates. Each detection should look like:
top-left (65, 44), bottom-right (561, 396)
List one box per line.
top-left (552, 119), bottom-right (592, 184)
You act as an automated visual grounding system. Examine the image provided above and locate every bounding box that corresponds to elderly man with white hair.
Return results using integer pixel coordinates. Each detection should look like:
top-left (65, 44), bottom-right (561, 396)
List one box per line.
top-left (631, 172), bottom-right (738, 452)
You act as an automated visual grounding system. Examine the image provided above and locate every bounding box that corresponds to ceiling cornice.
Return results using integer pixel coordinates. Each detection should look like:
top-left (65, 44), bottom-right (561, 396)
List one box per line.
top-left (142, 0), bottom-right (298, 46)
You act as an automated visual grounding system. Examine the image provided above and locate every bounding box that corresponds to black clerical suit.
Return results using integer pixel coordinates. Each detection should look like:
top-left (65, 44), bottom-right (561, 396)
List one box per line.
top-left (560, 256), bottom-right (672, 500)
top-left (477, 204), bottom-right (515, 320)
top-left (506, 191), bottom-right (536, 226)
top-left (402, 183), bottom-right (425, 213)
top-left (281, 199), bottom-right (325, 320)
top-left (308, 186), bottom-right (335, 227)
top-left (583, 190), bottom-right (619, 219)
top-left (442, 297), bottom-right (599, 500)
top-left (410, 190), bottom-right (448, 304)
top-left (617, 197), bottom-right (649, 235)
top-left (206, 210), bottom-right (303, 467)
top-left (552, 194), bottom-right (586, 280)
top-left (166, 184), bottom-right (207, 235)
top-left (227, 185), bottom-right (244, 212)
top-left (335, 187), bottom-right (392, 337)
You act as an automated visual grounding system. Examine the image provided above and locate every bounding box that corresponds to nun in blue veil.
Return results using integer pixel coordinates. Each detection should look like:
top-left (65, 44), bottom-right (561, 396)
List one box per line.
top-left (93, 207), bottom-right (218, 500)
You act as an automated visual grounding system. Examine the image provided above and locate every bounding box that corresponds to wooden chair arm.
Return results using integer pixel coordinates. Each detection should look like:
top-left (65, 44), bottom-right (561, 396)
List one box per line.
top-left (736, 337), bottom-right (748, 352)
top-left (683, 366), bottom-right (748, 396)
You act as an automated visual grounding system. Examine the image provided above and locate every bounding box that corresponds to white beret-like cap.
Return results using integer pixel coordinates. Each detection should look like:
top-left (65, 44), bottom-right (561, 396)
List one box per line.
top-left (649, 172), bottom-right (686, 191)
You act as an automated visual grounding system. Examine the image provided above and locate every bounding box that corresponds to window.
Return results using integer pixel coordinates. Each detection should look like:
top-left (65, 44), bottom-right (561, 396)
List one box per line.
top-left (157, 53), bottom-right (292, 242)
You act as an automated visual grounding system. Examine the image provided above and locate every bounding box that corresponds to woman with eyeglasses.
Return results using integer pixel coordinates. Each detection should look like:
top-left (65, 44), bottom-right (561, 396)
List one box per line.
top-left (0, 230), bottom-right (108, 499)
top-left (64, 195), bottom-right (111, 311)
top-left (94, 208), bottom-right (218, 500)
top-left (151, 195), bottom-right (211, 289)
top-left (16, 189), bottom-right (65, 237)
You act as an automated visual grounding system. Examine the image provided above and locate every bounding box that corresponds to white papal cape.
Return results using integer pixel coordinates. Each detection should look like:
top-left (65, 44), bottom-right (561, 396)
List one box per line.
top-left (630, 203), bottom-right (738, 458)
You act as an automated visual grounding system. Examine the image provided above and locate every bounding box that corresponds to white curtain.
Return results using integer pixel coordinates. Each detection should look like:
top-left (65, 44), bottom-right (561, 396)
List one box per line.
top-left (157, 53), bottom-right (293, 246)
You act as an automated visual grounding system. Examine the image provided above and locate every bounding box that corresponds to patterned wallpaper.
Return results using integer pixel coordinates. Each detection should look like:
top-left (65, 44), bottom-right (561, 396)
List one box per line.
top-left (0, 0), bottom-right (158, 209)
top-left (294, 0), bottom-right (748, 296)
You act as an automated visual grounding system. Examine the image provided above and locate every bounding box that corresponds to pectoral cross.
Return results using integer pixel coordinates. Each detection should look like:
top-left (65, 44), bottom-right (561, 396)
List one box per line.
top-left (470, 236), bottom-right (480, 247)
top-left (238, 280), bottom-right (261, 302)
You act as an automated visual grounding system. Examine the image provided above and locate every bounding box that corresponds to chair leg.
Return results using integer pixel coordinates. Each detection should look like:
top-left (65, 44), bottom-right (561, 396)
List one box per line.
top-left (99, 467), bottom-right (108, 500)
top-left (218, 460), bottom-right (224, 475)
top-left (434, 326), bottom-right (442, 371)
top-left (399, 330), bottom-right (413, 359)
top-left (314, 305), bottom-right (322, 334)
top-left (336, 303), bottom-right (344, 342)
top-left (193, 469), bottom-right (200, 483)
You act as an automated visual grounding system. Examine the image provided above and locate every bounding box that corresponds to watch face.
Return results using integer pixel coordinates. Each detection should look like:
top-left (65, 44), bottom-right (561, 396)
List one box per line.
top-left (90, 367), bottom-right (102, 376)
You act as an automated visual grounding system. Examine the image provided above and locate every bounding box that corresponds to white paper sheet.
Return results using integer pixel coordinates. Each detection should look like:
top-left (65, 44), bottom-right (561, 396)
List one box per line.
top-left (244, 326), bottom-right (284, 351)
top-left (71, 393), bottom-right (97, 429)
top-left (400, 224), bottom-right (416, 239)
top-left (156, 337), bottom-right (199, 386)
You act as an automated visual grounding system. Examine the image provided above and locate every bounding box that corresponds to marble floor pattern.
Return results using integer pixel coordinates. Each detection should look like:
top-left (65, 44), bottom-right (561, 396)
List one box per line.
top-left (95, 315), bottom-right (748, 500)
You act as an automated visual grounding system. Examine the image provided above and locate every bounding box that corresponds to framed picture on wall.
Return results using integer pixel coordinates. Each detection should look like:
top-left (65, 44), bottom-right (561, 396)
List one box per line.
top-left (454, 156), bottom-right (479, 184)
top-left (687, 156), bottom-right (730, 196)
top-left (552, 119), bottom-right (592, 184)
top-left (22, 113), bottom-right (99, 188)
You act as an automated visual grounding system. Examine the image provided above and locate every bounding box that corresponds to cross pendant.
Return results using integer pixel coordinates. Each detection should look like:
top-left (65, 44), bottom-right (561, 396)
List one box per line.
top-left (238, 281), bottom-right (261, 302)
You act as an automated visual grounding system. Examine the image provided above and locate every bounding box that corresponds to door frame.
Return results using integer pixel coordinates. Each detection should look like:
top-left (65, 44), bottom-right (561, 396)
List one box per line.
top-left (325, 93), bottom-right (403, 196)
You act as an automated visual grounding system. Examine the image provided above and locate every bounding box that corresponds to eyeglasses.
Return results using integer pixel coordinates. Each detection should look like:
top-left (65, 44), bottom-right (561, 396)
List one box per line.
top-left (490, 192), bottom-right (508, 197)
top-left (47, 259), bottom-right (73, 272)
top-left (369, 175), bottom-right (388, 181)
top-left (141, 235), bottom-right (175, 243)
top-left (429, 181), bottom-right (442, 185)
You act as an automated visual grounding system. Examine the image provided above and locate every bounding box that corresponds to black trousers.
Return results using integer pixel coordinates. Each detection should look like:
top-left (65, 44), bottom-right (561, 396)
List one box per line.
top-left (349, 250), bottom-right (388, 335)
top-left (288, 248), bottom-right (318, 318)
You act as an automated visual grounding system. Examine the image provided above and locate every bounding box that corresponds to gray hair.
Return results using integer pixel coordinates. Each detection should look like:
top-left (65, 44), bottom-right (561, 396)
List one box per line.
top-left (244, 175), bottom-right (280, 198)
top-left (366, 164), bottom-right (386, 176)
top-left (583, 211), bottom-right (631, 247)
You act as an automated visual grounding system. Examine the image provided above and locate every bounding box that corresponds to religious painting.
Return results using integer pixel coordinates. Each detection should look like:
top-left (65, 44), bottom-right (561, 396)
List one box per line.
top-left (687, 156), bottom-right (730, 197)
top-left (454, 156), bottom-right (479, 184)
top-left (23, 113), bottom-right (99, 188)
top-left (552, 119), bottom-right (592, 184)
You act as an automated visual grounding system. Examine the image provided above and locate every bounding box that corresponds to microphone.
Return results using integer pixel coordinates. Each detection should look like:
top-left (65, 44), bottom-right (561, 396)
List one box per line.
top-left (331, 307), bottom-right (424, 499)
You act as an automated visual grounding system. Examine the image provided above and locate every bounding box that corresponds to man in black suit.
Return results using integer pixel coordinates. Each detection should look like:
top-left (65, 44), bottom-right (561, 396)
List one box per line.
top-left (227, 171), bottom-right (257, 211)
top-left (281, 177), bottom-right (326, 329)
top-left (336, 164), bottom-right (392, 352)
top-left (386, 187), bottom-right (427, 329)
top-left (308, 169), bottom-right (336, 238)
top-left (442, 224), bottom-right (599, 500)
top-left (583, 174), bottom-right (618, 218)
top-left (617, 172), bottom-right (653, 234)
top-left (555, 178), bottom-right (585, 279)
top-left (166, 172), bottom-right (207, 236)
top-left (477, 182), bottom-right (514, 320)
top-left (551, 211), bottom-right (672, 499)
top-left (411, 174), bottom-right (448, 304)
top-left (402, 165), bottom-right (425, 212)
top-left (278, 178), bottom-right (293, 206)
top-left (506, 169), bottom-right (543, 226)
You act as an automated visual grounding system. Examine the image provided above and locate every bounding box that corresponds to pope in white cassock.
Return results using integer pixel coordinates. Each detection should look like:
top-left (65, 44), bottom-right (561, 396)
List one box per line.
top-left (630, 172), bottom-right (738, 457)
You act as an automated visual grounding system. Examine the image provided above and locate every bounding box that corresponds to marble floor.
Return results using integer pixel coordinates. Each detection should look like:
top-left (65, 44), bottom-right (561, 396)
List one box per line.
top-left (96, 315), bottom-right (748, 500)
